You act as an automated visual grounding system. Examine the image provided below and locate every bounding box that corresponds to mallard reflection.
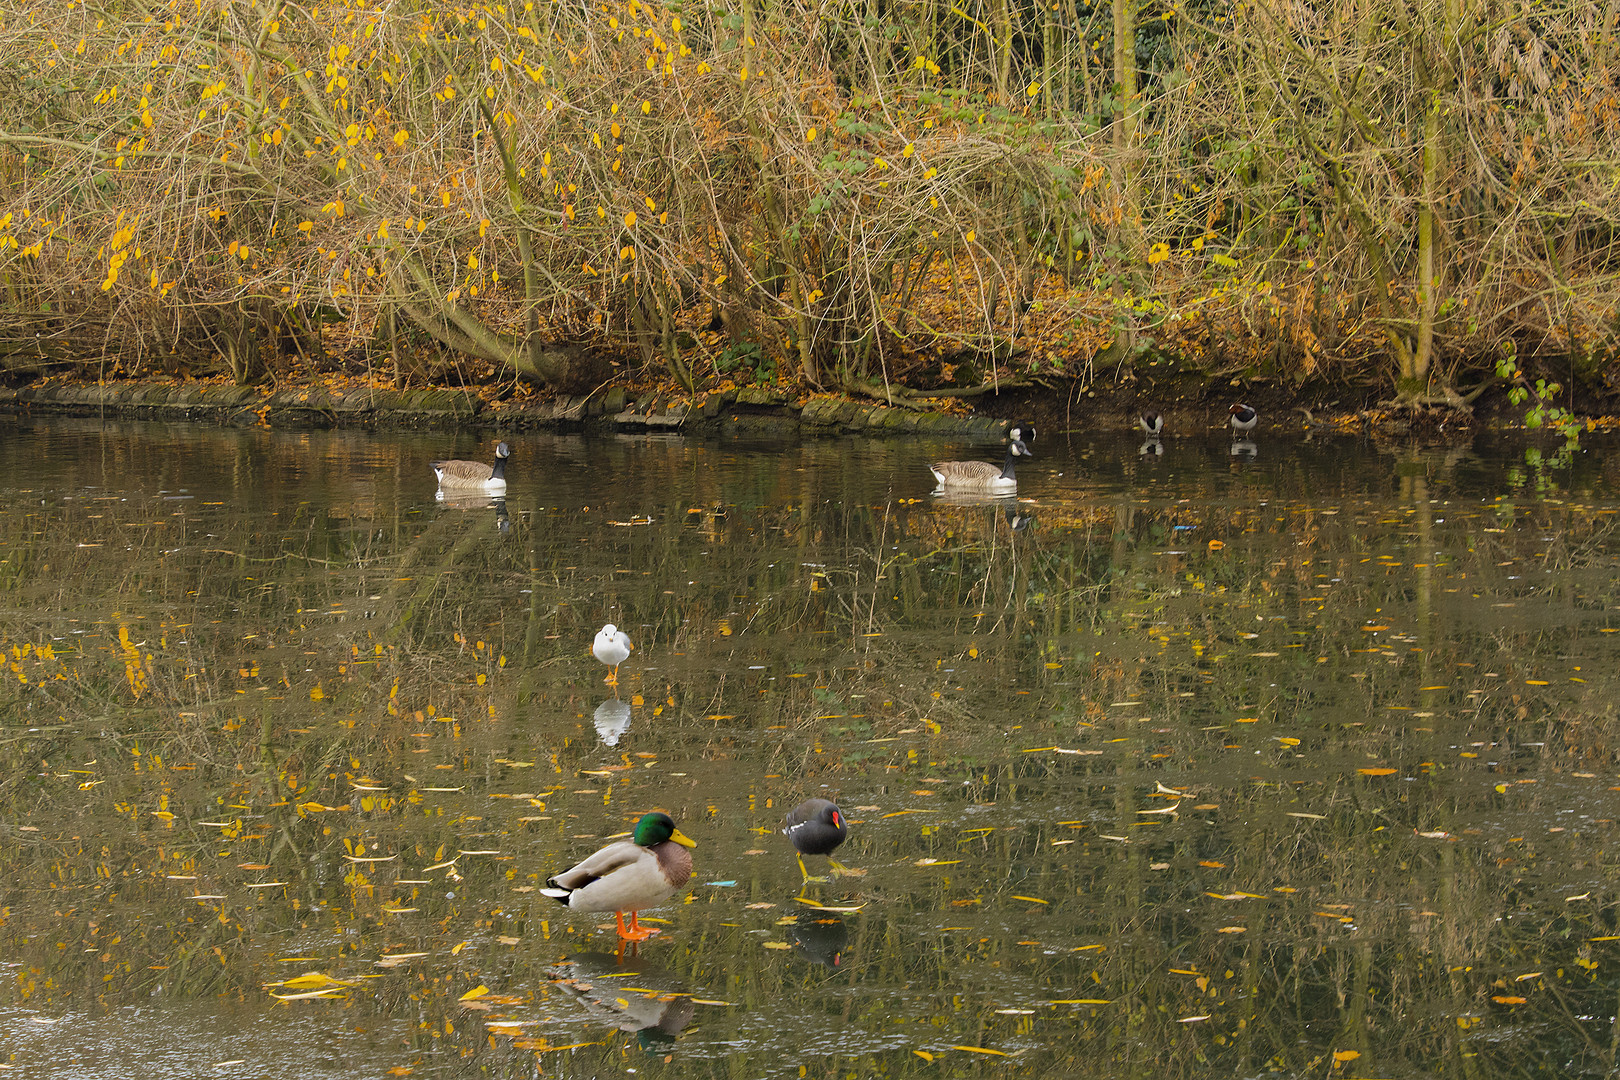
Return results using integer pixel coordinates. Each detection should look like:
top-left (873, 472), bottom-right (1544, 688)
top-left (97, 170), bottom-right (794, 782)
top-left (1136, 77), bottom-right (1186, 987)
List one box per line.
top-left (593, 697), bottom-right (632, 747)
top-left (551, 951), bottom-right (697, 1048)
top-left (790, 913), bottom-right (849, 969)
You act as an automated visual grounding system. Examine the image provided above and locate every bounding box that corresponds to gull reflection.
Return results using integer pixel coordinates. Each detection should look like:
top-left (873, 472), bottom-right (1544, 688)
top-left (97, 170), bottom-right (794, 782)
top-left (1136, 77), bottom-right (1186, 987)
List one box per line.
top-left (593, 698), bottom-right (632, 747)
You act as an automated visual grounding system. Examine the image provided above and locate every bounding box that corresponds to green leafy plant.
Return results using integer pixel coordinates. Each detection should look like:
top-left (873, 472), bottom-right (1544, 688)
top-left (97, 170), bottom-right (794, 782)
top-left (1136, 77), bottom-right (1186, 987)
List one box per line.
top-left (1496, 346), bottom-right (1583, 473)
top-left (716, 340), bottom-right (775, 384)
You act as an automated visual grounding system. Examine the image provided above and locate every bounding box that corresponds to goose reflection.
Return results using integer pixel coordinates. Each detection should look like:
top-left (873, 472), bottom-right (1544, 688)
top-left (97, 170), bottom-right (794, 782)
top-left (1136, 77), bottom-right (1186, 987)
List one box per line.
top-left (929, 490), bottom-right (1019, 509)
top-left (550, 951), bottom-right (696, 1048)
top-left (790, 913), bottom-right (849, 969)
top-left (436, 492), bottom-right (512, 532)
top-left (593, 697), bottom-right (632, 747)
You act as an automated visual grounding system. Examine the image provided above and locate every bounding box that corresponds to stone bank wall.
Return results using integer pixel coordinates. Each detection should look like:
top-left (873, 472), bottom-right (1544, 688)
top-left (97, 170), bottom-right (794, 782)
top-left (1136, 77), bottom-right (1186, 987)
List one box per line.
top-left (0, 382), bottom-right (1015, 441)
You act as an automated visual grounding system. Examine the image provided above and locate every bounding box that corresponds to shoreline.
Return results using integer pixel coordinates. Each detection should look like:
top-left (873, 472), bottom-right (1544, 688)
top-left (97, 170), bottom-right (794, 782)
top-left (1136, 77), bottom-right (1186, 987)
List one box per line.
top-left (0, 376), bottom-right (1590, 440)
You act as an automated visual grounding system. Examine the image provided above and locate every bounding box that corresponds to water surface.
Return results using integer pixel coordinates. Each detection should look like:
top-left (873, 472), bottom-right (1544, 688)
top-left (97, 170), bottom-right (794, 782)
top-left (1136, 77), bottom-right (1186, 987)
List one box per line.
top-left (1, 416), bottom-right (1618, 1078)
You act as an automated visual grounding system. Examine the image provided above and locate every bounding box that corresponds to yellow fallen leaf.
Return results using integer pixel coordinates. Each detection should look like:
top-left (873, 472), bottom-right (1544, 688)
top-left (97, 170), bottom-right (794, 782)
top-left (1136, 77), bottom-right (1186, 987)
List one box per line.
top-left (1332, 1049), bottom-right (1360, 1062)
top-left (1358, 767), bottom-right (1397, 776)
top-left (459, 985), bottom-right (490, 1001)
top-left (278, 972), bottom-right (352, 990)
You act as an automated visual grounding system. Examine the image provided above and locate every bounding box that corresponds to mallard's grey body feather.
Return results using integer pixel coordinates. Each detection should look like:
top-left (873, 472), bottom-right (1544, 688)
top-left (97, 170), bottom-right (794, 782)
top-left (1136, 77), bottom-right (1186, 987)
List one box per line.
top-left (540, 812), bottom-right (696, 939)
top-left (545, 839), bottom-right (692, 913)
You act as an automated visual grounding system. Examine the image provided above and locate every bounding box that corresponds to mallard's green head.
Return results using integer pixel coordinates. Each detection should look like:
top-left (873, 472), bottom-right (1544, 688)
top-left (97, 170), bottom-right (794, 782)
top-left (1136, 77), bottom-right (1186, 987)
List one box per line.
top-left (633, 811), bottom-right (696, 849)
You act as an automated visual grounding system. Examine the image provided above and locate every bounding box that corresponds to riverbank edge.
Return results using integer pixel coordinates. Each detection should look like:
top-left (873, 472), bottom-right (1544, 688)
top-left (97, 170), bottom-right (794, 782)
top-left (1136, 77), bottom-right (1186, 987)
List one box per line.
top-left (0, 381), bottom-right (1038, 440)
top-left (0, 377), bottom-right (1556, 440)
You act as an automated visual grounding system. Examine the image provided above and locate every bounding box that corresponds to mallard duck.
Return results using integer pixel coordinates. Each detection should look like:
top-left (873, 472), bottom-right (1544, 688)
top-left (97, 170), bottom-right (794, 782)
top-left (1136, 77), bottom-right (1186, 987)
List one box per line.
top-left (1139, 410), bottom-right (1164, 436)
top-left (782, 798), bottom-right (850, 882)
top-left (928, 422), bottom-right (1035, 494)
top-left (541, 812), bottom-right (696, 941)
top-left (593, 624), bottom-right (632, 685)
top-left (1228, 403), bottom-right (1258, 435)
top-left (431, 441), bottom-right (510, 493)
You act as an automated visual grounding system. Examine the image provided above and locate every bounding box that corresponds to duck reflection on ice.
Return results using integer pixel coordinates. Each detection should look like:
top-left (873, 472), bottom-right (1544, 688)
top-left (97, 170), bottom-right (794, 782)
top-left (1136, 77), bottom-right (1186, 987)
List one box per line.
top-left (593, 697), bottom-right (632, 747)
top-left (435, 492), bottom-right (511, 532)
top-left (790, 913), bottom-right (849, 968)
top-left (550, 951), bottom-right (696, 1049)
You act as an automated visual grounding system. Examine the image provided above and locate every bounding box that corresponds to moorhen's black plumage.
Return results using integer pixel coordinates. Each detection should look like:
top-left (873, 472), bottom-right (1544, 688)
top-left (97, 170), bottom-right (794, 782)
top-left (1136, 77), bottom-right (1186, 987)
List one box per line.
top-left (781, 798), bottom-right (850, 882)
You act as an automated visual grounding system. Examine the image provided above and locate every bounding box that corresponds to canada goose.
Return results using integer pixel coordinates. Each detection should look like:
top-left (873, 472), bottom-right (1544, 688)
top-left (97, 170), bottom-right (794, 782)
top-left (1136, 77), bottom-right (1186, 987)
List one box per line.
top-left (928, 422), bottom-right (1035, 493)
top-left (540, 812), bottom-right (696, 941)
top-left (593, 624), bottom-right (632, 684)
top-left (1228, 403), bottom-right (1258, 435)
top-left (1139, 410), bottom-right (1164, 436)
top-left (431, 441), bottom-right (510, 492)
top-left (782, 798), bottom-right (851, 883)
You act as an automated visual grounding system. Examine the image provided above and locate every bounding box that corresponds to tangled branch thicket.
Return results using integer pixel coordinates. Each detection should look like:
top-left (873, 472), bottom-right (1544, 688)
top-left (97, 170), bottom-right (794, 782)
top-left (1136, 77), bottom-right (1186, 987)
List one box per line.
top-left (0, 0), bottom-right (1615, 400)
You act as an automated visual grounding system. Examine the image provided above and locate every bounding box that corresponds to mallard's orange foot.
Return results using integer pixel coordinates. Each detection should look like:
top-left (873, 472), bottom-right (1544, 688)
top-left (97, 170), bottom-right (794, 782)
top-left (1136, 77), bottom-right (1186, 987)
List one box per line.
top-left (615, 911), bottom-right (659, 941)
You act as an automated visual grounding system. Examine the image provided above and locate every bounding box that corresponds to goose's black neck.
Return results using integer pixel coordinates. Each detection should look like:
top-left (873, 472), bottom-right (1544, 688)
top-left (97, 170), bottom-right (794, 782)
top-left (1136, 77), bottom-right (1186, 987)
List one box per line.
top-left (999, 444), bottom-right (1020, 481)
top-left (490, 454), bottom-right (508, 481)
